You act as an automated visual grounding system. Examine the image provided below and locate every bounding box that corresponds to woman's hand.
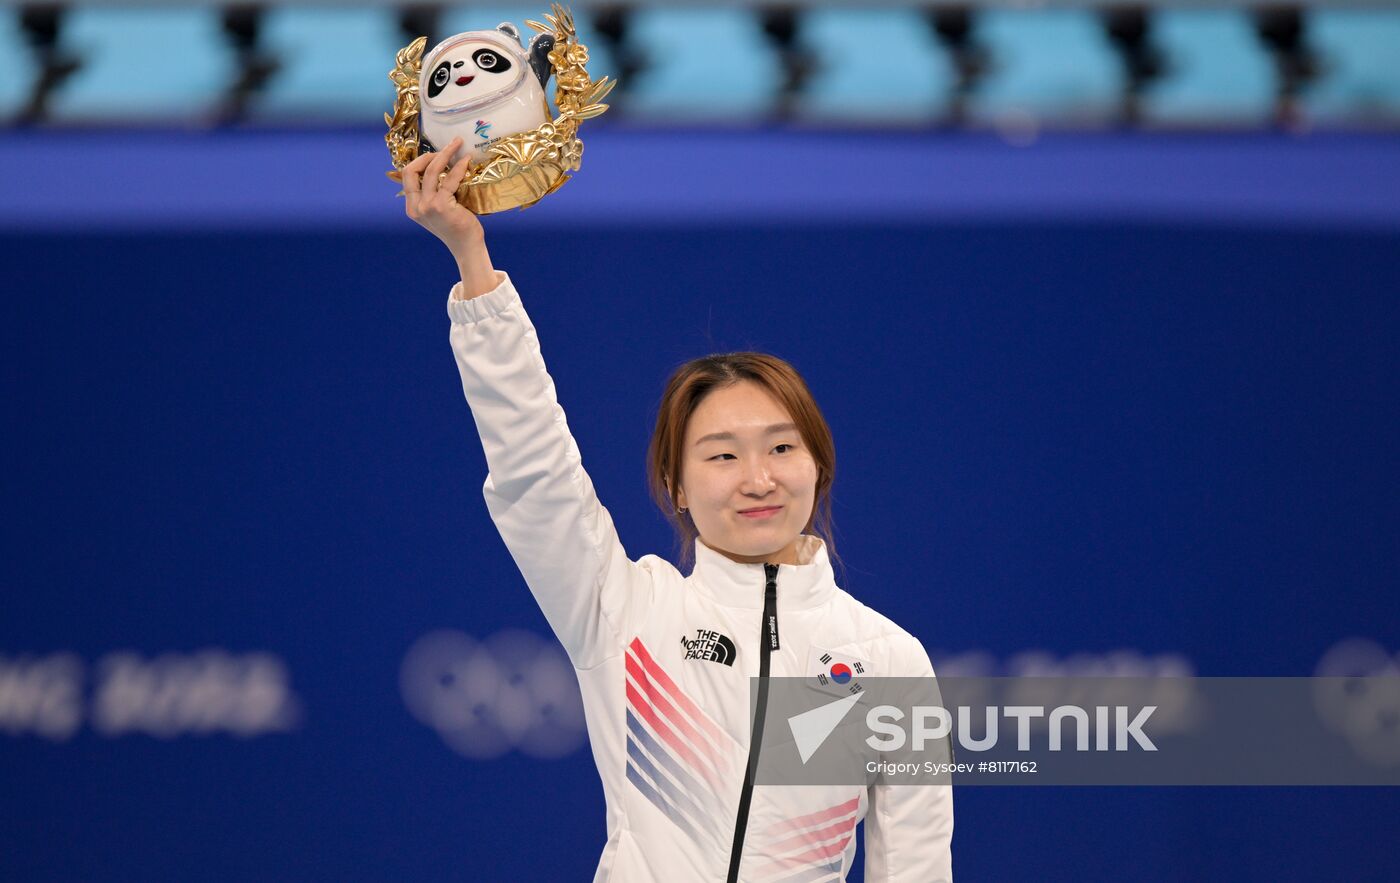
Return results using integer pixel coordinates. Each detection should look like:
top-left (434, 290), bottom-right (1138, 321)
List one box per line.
top-left (402, 137), bottom-right (499, 299)
top-left (402, 137), bottom-right (482, 257)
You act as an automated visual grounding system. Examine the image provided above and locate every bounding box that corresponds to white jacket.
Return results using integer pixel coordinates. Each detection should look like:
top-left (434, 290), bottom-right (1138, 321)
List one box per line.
top-left (448, 270), bottom-right (953, 882)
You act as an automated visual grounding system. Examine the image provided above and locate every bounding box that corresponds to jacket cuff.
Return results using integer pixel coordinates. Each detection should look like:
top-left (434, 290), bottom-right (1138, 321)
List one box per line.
top-left (446, 269), bottom-right (517, 324)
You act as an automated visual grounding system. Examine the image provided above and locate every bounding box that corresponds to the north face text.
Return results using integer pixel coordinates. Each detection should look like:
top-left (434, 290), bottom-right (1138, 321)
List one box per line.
top-left (680, 629), bottom-right (736, 666)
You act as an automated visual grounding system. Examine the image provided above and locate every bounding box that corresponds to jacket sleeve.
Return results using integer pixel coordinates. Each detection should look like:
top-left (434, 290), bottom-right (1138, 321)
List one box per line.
top-left (446, 269), bottom-right (655, 670)
top-left (864, 640), bottom-right (954, 882)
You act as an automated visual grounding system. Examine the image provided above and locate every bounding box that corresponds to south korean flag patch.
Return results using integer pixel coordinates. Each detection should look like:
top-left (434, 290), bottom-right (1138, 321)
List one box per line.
top-left (807, 645), bottom-right (870, 697)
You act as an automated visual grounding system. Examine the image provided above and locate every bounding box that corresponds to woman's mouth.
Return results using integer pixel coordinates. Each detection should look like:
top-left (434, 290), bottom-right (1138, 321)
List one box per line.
top-left (456, 75), bottom-right (474, 86)
top-left (739, 506), bottom-right (782, 520)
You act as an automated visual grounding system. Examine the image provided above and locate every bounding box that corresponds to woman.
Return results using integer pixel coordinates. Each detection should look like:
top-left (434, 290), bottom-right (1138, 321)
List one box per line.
top-left (403, 139), bottom-right (953, 882)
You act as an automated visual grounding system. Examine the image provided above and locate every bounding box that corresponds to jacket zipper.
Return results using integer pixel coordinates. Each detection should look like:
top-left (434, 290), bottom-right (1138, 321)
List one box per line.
top-left (726, 562), bottom-right (780, 883)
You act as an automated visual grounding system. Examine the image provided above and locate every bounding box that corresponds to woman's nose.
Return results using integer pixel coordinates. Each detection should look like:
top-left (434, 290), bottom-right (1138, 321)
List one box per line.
top-left (740, 458), bottom-right (775, 492)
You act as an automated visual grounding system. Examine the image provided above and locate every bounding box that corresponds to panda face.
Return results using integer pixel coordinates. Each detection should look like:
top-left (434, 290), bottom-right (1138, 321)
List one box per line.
top-left (423, 39), bottom-right (520, 107)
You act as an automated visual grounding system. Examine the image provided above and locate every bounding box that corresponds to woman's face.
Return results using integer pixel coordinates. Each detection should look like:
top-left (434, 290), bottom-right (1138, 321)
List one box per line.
top-left (675, 380), bottom-right (818, 566)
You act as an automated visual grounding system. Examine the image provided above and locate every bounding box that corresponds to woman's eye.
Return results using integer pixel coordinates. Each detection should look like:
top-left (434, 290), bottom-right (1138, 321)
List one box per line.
top-left (709, 446), bottom-right (793, 460)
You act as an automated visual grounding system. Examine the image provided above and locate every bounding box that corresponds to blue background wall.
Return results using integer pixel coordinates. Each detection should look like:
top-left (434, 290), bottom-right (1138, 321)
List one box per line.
top-left (2, 128), bottom-right (1398, 881)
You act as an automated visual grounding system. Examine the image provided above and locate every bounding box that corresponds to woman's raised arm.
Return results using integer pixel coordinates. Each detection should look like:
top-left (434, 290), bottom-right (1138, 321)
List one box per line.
top-left (404, 141), bottom-right (658, 669)
top-left (401, 139), bottom-right (498, 299)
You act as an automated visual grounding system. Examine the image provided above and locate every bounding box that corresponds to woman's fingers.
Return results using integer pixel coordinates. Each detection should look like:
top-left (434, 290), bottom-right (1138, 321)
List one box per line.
top-left (401, 140), bottom-right (471, 225)
top-left (441, 151), bottom-right (474, 199)
top-left (402, 150), bottom-right (431, 185)
top-left (422, 137), bottom-right (462, 199)
top-left (401, 152), bottom-right (432, 212)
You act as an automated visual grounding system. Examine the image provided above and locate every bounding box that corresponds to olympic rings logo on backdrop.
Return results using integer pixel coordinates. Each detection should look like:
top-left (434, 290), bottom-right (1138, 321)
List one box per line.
top-left (399, 629), bottom-right (587, 761)
top-left (1312, 638), bottom-right (1400, 767)
top-left (928, 648), bottom-right (1203, 735)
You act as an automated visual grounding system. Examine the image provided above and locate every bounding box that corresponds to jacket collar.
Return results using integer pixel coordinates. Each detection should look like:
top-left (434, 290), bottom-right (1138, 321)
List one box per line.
top-left (689, 533), bottom-right (837, 611)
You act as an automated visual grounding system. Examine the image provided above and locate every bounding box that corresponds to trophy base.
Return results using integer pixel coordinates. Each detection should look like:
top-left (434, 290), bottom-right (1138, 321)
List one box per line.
top-left (458, 163), bottom-right (572, 214)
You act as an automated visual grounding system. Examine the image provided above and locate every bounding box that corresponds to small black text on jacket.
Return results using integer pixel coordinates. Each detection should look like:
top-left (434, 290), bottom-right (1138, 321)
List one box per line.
top-left (680, 629), bottom-right (737, 666)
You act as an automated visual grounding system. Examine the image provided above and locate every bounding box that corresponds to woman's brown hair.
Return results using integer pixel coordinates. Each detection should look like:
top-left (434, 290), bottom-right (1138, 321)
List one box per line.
top-left (646, 351), bottom-right (841, 575)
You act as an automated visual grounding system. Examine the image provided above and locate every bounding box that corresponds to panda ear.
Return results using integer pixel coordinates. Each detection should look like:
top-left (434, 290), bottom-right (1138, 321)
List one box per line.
top-left (528, 33), bottom-right (555, 88)
top-left (495, 22), bottom-right (522, 46)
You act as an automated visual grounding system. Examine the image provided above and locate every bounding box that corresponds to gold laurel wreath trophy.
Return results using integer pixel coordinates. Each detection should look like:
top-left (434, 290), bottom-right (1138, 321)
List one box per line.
top-left (385, 3), bottom-right (613, 214)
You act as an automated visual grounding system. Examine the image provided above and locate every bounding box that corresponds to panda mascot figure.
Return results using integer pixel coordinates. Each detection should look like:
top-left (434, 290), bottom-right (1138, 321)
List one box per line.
top-left (418, 22), bottom-right (555, 164)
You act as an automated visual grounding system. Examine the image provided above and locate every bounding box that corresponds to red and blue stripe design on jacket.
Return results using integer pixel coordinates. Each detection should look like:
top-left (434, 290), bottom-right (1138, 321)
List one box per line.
top-left (751, 795), bottom-right (860, 882)
top-left (624, 637), bottom-right (735, 846)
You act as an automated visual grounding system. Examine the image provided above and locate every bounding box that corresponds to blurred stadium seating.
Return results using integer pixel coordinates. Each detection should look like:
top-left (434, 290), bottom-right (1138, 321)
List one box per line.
top-left (795, 7), bottom-right (955, 123)
top-left (623, 6), bottom-right (784, 119)
top-left (0, 8), bottom-right (36, 117)
top-left (1304, 8), bottom-right (1400, 119)
top-left (253, 5), bottom-right (404, 120)
top-left (46, 6), bottom-right (237, 121)
top-left (0, 2), bottom-right (1397, 128)
top-left (1140, 9), bottom-right (1277, 125)
top-left (968, 9), bottom-right (1125, 124)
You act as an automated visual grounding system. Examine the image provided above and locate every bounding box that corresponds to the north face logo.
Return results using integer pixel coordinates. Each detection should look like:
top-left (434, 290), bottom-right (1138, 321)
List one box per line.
top-left (680, 629), bottom-right (736, 666)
